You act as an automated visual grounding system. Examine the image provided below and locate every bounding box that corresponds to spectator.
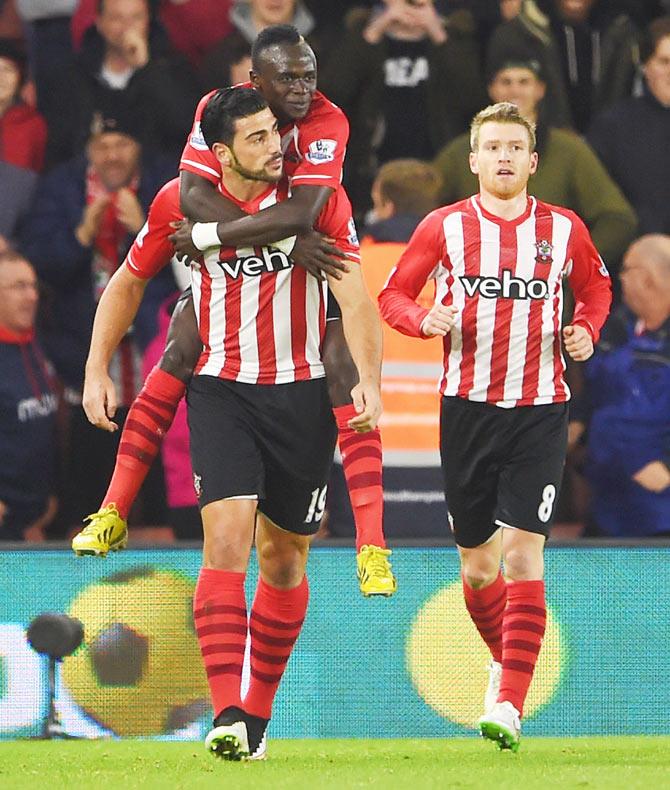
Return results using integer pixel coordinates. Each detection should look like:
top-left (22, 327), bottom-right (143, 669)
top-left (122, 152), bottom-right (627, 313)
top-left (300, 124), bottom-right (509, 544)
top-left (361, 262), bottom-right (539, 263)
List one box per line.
top-left (433, 58), bottom-right (638, 273)
top-left (44, 0), bottom-right (199, 166)
top-left (0, 38), bottom-right (47, 172)
top-left (571, 235), bottom-right (670, 537)
top-left (200, 28), bottom-right (251, 92)
top-left (21, 113), bottom-right (175, 527)
top-left (15, 2), bottom-right (78, 113)
top-left (320, 1), bottom-right (486, 215)
top-left (364, 158), bottom-right (442, 243)
top-left (587, 16), bottom-right (670, 236)
top-left (0, 161), bottom-right (36, 245)
top-left (72, 0), bottom-right (234, 72)
top-left (488, 0), bottom-right (640, 131)
top-left (0, 247), bottom-right (58, 541)
top-left (202, 0), bottom-right (320, 90)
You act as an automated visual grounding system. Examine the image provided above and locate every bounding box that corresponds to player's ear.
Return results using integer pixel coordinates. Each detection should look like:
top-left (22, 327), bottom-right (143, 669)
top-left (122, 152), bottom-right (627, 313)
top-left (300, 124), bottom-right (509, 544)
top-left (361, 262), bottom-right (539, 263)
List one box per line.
top-left (469, 151), bottom-right (479, 175)
top-left (529, 151), bottom-right (539, 175)
top-left (250, 70), bottom-right (261, 90)
top-left (212, 142), bottom-right (231, 167)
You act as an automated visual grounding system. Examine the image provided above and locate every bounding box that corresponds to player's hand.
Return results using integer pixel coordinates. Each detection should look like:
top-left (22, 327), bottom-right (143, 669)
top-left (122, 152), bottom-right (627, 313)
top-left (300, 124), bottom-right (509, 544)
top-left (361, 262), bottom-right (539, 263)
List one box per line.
top-left (169, 219), bottom-right (200, 262)
top-left (420, 304), bottom-right (458, 337)
top-left (563, 324), bottom-right (594, 362)
top-left (633, 461), bottom-right (670, 493)
top-left (83, 368), bottom-right (119, 432)
top-left (76, 195), bottom-right (110, 247)
top-left (122, 28), bottom-right (149, 69)
top-left (348, 379), bottom-right (382, 433)
top-left (116, 188), bottom-right (145, 235)
top-left (292, 231), bottom-right (349, 281)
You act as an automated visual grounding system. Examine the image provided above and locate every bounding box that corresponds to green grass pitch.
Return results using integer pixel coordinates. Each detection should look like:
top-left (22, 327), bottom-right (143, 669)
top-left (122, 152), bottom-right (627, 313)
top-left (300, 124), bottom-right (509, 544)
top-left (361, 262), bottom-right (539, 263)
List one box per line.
top-left (1, 737), bottom-right (669, 789)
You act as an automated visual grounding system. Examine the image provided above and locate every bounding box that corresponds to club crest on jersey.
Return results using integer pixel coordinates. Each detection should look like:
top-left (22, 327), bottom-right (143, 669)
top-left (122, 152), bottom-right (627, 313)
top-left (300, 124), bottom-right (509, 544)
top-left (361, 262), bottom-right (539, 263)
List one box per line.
top-left (305, 138), bottom-right (337, 164)
top-left (535, 239), bottom-right (553, 264)
top-left (215, 247), bottom-right (292, 278)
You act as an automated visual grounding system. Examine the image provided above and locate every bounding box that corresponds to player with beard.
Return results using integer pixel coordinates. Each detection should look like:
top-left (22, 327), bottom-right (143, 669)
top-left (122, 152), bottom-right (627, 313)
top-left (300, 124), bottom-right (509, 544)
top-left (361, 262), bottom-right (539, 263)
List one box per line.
top-left (79, 86), bottom-right (383, 759)
top-left (74, 24), bottom-right (396, 598)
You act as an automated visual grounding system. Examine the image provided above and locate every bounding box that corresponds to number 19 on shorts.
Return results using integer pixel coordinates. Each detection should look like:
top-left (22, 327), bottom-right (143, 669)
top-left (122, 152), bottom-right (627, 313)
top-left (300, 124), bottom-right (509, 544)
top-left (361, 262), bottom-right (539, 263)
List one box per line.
top-left (305, 485), bottom-right (328, 523)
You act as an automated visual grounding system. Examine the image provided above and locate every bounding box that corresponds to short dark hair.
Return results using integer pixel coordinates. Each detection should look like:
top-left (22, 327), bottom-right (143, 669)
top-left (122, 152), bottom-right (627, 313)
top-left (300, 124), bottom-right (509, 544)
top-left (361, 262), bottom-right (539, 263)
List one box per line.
top-left (251, 24), bottom-right (303, 70)
top-left (641, 15), bottom-right (670, 63)
top-left (200, 87), bottom-right (269, 148)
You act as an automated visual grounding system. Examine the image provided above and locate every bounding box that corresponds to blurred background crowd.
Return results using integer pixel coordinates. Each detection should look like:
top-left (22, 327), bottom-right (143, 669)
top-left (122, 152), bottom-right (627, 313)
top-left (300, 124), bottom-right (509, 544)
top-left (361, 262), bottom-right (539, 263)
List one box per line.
top-left (1, 0), bottom-right (669, 543)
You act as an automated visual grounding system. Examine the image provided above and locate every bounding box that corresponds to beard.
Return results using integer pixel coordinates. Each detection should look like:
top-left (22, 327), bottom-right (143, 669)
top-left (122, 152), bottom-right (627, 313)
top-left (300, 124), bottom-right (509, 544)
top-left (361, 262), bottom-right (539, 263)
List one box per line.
top-left (228, 149), bottom-right (282, 184)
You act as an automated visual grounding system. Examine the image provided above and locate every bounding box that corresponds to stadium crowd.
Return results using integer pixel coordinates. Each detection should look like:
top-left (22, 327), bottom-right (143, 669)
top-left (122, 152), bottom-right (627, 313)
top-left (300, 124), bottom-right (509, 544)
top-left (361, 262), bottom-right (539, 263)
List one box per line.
top-left (1, 0), bottom-right (670, 542)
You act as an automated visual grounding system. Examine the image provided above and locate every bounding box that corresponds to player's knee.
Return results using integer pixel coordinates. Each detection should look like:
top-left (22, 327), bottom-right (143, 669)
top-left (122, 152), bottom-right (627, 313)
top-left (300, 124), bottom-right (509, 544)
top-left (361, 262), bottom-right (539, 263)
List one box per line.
top-left (203, 534), bottom-right (248, 572)
top-left (257, 537), bottom-right (308, 589)
top-left (462, 567), bottom-right (500, 590)
top-left (503, 547), bottom-right (543, 581)
top-left (159, 337), bottom-right (198, 383)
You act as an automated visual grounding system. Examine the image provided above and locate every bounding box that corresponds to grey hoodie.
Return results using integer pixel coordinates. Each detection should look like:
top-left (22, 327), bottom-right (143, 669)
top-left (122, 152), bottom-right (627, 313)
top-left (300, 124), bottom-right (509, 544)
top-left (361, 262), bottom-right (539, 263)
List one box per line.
top-left (229, 0), bottom-right (315, 43)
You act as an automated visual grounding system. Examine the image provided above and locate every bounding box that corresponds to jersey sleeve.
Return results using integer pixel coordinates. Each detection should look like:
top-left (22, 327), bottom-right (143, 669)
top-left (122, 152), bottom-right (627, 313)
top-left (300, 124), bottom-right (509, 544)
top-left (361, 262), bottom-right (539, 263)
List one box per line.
top-left (125, 181), bottom-right (181, 280)
top-left (290, 104), bottom-right (349, 190)
top-left (378, 212), bottom-right (445, 338)
top-left (313, 187), bottom-right (360, 264)
top-left (565, 212), bottom-right (613, 343)
top-left (179, 90), bottom-right (222, 185)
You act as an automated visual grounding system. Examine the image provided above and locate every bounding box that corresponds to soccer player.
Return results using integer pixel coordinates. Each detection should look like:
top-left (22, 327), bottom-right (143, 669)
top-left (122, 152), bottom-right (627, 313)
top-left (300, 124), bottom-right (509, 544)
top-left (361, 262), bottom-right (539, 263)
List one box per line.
top-left (74, 24), bottom-right (395, 597)
top-left (188, 88), bottom-right (381, 760)
top-left (379, 102), bottom-right (612, 751)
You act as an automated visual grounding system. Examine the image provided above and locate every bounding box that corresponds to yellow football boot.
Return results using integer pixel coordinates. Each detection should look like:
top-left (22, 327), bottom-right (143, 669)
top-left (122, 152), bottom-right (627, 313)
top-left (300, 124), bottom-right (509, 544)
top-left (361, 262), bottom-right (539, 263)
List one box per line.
top-left (71, 504), bottom-right (128, 557)
top-left (356, 544), bottom-right (397, 597)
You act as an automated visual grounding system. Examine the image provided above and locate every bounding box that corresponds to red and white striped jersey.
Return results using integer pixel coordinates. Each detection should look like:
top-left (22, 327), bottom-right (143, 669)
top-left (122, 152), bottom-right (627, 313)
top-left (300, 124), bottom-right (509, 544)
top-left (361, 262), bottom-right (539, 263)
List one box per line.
top-left (379, 195), bottom-right (612, 407)
top-left (193, 181), bottom-right (359, 385)
top-left (125, 178), bottom-right (180, 279)
top-left (180, 86), bottom-right (348, 191)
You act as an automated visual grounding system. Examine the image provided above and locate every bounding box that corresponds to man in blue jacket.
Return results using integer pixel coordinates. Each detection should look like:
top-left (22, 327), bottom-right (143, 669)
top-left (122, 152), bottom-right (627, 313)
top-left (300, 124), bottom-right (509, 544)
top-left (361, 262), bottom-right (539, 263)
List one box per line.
top-left (570, 234), bottom-right (670, 536)
top-left (0, 247), bottom-right (57, 541)
top-left (21, 113), bottom-right (175, 530)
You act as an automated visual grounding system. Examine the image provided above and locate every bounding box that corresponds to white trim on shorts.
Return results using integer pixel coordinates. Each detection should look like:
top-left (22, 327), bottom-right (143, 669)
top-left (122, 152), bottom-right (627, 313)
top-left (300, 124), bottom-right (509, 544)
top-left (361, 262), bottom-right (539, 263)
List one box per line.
top-left (494, 518), bottom-right (521, 531)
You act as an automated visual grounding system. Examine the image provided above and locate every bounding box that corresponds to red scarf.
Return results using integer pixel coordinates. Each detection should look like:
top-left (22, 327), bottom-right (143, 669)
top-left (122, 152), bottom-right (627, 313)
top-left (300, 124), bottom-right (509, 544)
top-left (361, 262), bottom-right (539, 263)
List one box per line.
top-left (85, 166), bottom-right (139, 301)
top-left (85, 166), bottom-right (141, 405)
top-left (0, 324), bottom-right (34, 344)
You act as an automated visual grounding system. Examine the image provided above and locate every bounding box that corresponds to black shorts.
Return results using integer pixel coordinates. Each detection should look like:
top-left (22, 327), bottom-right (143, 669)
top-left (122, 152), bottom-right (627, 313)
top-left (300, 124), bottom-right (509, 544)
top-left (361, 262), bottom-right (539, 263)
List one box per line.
top-left (326, 289), bottom-right (341, 321)
top-left (187, 375), bottom-right (337, 535)
top-left (440, 396), bottom-right (568, 548)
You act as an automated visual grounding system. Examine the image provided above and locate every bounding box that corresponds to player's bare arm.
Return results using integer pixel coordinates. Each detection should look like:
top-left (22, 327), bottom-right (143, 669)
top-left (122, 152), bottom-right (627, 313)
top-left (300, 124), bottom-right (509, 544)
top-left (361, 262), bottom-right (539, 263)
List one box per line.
top-left (83, 266), bottom-right (148, 432)
top-left (327, 265), bottom-right (383, 433)
top-left (172, 173), bottom-right (347, 279)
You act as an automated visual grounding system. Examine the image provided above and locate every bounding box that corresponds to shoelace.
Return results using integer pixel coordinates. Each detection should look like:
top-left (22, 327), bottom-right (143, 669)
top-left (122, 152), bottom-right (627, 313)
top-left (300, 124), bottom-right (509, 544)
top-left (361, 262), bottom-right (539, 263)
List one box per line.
top-left (80, 506), bottom-right (120, 533)
top-left (363, 549), bottom-right (393, 578)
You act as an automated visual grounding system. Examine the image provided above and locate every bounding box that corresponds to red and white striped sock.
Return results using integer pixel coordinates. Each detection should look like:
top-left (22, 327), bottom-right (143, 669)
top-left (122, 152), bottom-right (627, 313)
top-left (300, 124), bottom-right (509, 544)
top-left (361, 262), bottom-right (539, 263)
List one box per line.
top-left (102, 366), bottom-right (185, 518)
top-left (333, 404), bottom-right (385, 551)
top-left (193, 568), bottom-right (247, 716)
top-left (498, 579), bottom-right (546, 716)
top-left (243, 575), bottom-right (308, 719)
top-left (462, 571), bottom-right (507, 663)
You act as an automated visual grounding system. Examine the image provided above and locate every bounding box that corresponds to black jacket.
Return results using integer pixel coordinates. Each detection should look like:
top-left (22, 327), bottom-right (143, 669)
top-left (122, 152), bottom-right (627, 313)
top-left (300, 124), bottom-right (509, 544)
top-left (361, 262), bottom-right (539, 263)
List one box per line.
top-left (43, 21), bottom-right (200, 168)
